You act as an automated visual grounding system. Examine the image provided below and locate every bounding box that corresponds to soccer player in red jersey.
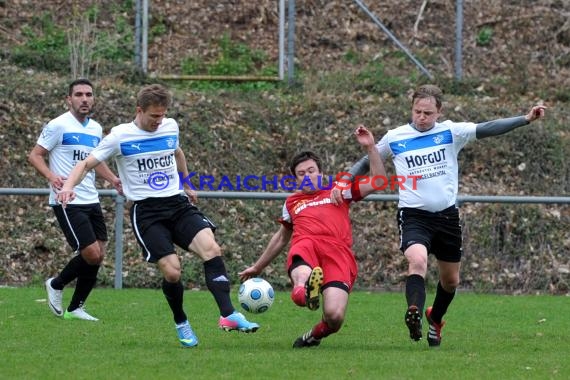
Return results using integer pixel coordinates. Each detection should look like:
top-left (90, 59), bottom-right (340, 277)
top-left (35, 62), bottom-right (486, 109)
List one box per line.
top-left (239, 125), bottom-right (386, 348)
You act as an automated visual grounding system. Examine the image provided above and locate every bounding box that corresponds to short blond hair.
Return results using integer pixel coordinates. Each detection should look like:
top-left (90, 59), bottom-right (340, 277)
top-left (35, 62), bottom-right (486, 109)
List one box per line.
top-left (136, 84), bottom-right (171, 110)
top-left (411, 84), bottom-right (443, 110)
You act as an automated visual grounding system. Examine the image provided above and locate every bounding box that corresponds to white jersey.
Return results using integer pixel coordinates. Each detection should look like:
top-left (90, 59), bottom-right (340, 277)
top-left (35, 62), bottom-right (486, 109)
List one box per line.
top-left (377, 120), bottom-right (477, 212)
top-left (91, 118), bottom-right (182, 201)
top-left (36, 111), bottom-right (102, 205)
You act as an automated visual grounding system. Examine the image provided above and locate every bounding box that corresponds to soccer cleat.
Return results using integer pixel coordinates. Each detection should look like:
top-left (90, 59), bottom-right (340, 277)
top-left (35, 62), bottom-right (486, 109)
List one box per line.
top-left (176, 320), bottom-right (199, 347)
top-left (305, 266), bottom-right (324, 311)
top-left (45, 277), bottom-right (63, 317)
top-left (293, 330), bottom-right (321, 348)
top-left (219, 311), bottom-right (260, 333)
top-left (63, 306), bottom-right (99, 321)
top-left (425, 306), bottom-right (445, 347)
top-left (405, 305), bottom-right (422, 341)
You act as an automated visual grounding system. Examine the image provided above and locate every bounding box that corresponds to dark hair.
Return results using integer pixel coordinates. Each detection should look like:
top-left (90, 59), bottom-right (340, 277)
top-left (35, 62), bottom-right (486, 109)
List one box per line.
top-left (411, 84), bottom-right (443, 110)
top-left (136, 84), bottom-right (171, 111)
top-left (289, 151), bottom-right (323, 175)
top-left (68, 78), bottom-right (94, 96)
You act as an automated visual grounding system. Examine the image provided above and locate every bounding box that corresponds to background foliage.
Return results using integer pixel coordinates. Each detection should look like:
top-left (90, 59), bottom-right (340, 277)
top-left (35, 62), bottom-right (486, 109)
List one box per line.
top-left (0, 0), bottom-right (568, 293)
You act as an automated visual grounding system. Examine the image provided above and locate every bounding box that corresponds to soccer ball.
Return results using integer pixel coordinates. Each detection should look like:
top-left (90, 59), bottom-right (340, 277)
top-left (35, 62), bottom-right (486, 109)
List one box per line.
top-left (238, 278), bottom-right (274, 314)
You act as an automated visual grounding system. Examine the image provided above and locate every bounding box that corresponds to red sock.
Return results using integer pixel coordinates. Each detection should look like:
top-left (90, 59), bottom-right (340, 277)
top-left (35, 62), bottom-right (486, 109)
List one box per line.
top-left (311, 320), bottom-right (339, 339)
top-left (291, 286), bottom-right (306, 306)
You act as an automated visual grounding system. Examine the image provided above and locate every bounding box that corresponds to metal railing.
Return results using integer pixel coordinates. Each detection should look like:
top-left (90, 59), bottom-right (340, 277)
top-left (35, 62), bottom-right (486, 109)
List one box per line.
top-left (2, 188), bottom-right (569, 289)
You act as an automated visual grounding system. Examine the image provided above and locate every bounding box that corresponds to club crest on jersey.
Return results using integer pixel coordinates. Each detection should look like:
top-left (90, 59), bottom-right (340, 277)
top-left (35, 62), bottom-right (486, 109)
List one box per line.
top-left (166, 138), bottom-right (175, 148)
top-left (432, 134), bottom-right (445, 144)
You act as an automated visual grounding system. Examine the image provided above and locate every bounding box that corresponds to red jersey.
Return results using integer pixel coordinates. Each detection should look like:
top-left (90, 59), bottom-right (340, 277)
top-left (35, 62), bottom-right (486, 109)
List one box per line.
top-left (279, 185), bottom-right (363, 248)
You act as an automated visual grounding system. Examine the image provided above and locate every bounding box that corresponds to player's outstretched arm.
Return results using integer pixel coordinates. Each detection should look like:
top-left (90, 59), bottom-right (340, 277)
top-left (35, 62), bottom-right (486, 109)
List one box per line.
top-left (475, 105), bottom-right (547, 139)
top-left (238, 225), bottom-right (292, 282)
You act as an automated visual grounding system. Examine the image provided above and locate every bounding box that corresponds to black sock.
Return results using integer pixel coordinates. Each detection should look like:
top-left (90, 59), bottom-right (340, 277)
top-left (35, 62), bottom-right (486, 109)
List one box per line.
top-left (430, 282), bottom-right (455, 324)
top-left (162, 279), bottom-right (187, 324)
top-left (204, 256), bottom-right (234, 317)
top-left (405, 274), bottom-right (426, 312)
top-left (68, 262), bottom-right (99, 311)
top-left (52, 254), bottom-right (84, 289)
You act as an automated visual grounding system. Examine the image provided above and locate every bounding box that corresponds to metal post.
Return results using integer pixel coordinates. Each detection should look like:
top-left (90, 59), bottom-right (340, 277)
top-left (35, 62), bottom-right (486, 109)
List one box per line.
top-left (455, 0), bottom-right (464, 80)
top-left (113, 195), bottom-right (125, 289)
top-left (353, 0), bottom-right (433, 80)
top-left (279, 0), bottom-right (285, 80)
top-left (142, 0), bottom-right (148, 74)
top-left (135, 0), bottom-right (142, 70)
top-left (287, 0), bottom-right (295, 86)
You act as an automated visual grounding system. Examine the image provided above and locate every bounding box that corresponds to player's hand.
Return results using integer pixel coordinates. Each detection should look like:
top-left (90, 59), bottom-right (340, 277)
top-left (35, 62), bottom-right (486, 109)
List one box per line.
top-left (184, 188), bottom-right (198, 204)
top-left (354, 125), bottom-right (375, 147)
top-left (525, 105), bottom-right (546, 122)
top-left (238, 266), bottom-right (260, 282)
top-left (330, 183), bottom-right (345, 205)
top-left (56, 189), bottom-right (76, 208)
top-left (49, 174), bottom-right (67, 192)
top-left (112, 178), bottom-right (124, 196)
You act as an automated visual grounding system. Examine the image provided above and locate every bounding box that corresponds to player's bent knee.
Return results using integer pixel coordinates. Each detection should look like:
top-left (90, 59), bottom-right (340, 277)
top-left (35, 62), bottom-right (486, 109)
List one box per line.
top-left (81, 245), bottom-right (104, 265)
top-left (442, 278), bottom-right (460, 291)
top-left (324, 312), bottom-right (345, 329)
top-left (189, 231), bottom-right (222, 260)
top-left (323, 315), bottom-right (344, 332)
top-left (163, 270), bottom-right (182, 283)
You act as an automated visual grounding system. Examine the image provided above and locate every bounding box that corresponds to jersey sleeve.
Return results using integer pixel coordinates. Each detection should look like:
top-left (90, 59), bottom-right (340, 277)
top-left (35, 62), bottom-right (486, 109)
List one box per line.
top-left (376, 134), bottom-right (392, 160)
top-left (36, 122), bottom-right (61, 151)
top-left (445, 120), bottom-right (477, 149)
top-left (277, 201), bottom-right (293, 229)
top-left (90, 129), bottom-right (120, 162)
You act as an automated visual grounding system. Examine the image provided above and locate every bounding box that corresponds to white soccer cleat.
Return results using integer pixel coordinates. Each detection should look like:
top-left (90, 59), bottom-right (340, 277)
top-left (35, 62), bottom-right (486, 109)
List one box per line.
top-left (45, 277), bottom-right (63, 317)
top-left (63, 306), bottom-right (99, 321)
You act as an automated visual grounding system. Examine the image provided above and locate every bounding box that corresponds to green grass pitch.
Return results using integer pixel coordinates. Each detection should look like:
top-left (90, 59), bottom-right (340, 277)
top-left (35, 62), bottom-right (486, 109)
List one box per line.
top-left (0, 287), bottom-right (568, 379)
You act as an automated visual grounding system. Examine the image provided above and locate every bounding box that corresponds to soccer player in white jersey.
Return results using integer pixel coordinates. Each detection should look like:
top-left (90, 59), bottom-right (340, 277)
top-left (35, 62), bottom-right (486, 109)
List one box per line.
top-left (331, 84), bottom-right (546, 347)
top-left (56, 84), bottom-right (259, 347)
top-left (28, 79), bottom-right (122, 321)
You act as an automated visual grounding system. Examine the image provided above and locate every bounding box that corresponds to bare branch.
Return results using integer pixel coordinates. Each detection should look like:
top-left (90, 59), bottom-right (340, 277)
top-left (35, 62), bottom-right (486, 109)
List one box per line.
top-left (413, 0), bottom-right (428, 37)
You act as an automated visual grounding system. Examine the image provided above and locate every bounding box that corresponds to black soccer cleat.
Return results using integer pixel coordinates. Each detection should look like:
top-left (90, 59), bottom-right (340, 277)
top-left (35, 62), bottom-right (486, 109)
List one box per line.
top-left (293, 330), bottom-right (321, 348)
top-left (405, 305), bottom-right (423, 341)
top-left (425, 306), bottom-right (445, 347)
